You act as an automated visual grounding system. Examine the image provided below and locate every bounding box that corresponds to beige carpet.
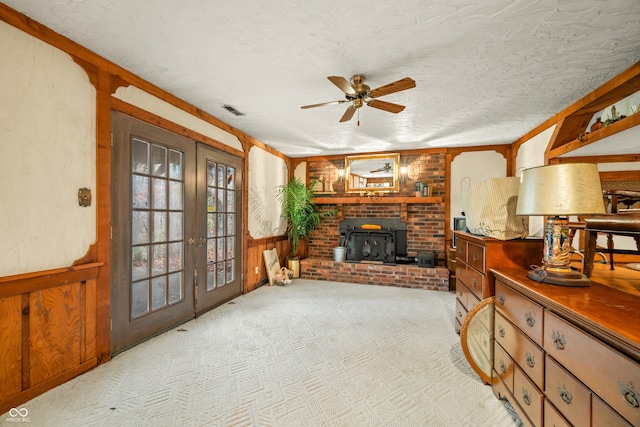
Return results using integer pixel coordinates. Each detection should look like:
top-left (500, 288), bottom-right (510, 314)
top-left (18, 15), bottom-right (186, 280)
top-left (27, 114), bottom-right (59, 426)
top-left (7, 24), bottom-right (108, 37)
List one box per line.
top-left (2, 280), bottom-right (521, 426)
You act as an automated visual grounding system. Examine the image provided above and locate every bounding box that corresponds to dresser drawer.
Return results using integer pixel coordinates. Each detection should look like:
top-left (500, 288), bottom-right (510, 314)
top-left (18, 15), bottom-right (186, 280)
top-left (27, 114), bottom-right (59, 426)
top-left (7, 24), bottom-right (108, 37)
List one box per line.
top-left (545, 355), bottom-right (591, 427)
top-left (544, 400), bottom-right (571, 427)
top-left (466, 267), bottom-right (484, 300)
top-left (494, 342), bottom-right (514, 392)
top-left (467, 292), bottom-right (480, 313)
top-left (544, 311), bottom-right (640, 426)
top-left (455, 297), bottom-right (467, 327)
top-left (455, 284), bottom-right (466, 306)
top-left (467, 241), bottom-right (485, 272)
top-left (514, 365), bottom-right (543, 427)
top-left (456, 240), bottom-right (467, 262)
top-left (495, 281), bottom-right (543, 347)
top-left (455, 263), bottom-right (467, 287)
top-left (592, 395), bottom-right (633, 427)
top-left (495, 311), bottom-right (544, 389)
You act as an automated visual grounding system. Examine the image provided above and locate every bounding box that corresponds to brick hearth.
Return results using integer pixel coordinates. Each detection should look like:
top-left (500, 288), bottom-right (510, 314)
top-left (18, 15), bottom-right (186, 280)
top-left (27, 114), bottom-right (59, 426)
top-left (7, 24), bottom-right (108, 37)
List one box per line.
top-left (300, 258), bottom-right (450, 292)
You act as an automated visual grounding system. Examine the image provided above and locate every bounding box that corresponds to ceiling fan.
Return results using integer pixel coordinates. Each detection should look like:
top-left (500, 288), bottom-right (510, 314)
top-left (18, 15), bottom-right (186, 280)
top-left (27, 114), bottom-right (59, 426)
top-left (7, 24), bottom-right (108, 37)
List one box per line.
top-left (370, 163), bottom-right (392, 173)
top-left (301, 74), bottom-right (416, 122)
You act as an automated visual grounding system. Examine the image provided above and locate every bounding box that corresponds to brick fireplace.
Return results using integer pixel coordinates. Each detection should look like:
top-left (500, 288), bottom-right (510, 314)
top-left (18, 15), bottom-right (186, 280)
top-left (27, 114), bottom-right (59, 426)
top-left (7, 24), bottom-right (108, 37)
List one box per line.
top-left (300, 151), bottom-right (450, 291)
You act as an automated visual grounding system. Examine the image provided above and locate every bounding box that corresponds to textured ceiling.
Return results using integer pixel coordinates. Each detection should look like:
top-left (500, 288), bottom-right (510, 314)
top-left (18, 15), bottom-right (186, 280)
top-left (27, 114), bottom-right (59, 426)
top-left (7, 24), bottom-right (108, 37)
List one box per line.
top-left (3, 0), bottom-right (640, 158)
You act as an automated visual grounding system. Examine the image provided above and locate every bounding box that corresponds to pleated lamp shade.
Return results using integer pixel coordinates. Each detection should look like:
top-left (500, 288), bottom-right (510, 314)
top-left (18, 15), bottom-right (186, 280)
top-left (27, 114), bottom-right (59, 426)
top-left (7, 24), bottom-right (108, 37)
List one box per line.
top-left (516, 163), bottom-right (606, 216)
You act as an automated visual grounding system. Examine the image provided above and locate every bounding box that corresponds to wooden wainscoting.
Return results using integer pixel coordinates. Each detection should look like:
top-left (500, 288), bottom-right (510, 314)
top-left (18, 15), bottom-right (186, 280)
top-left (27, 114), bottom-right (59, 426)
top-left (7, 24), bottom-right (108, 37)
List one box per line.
top-left (245, 236), bottom-right (291, 293)
top-left (0, 262), bottom-right (102, 414)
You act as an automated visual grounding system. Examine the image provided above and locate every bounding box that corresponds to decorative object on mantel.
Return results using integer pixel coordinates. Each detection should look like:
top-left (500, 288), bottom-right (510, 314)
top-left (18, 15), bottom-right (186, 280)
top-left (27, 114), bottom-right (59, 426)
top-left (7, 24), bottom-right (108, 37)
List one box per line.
top-left (516, 163), bottom-right (606, 287)
top-left (415, 181), bottom-right (431, 197)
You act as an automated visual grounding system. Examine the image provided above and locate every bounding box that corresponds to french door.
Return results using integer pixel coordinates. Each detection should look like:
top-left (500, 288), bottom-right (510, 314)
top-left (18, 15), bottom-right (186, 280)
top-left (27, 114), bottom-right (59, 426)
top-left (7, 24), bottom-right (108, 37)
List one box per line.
top-left (194, 144), bottom-right (243, 311)
top-left (110, 111), bottom-right (242, 354)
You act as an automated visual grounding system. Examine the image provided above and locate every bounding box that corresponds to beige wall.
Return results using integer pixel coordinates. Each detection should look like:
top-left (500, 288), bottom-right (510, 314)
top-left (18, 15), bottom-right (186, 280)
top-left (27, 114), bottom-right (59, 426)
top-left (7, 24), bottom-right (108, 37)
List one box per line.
top-left (248, 146), bottom-right (288, 239)
top-left (0, 21), bottom-right (96, 276)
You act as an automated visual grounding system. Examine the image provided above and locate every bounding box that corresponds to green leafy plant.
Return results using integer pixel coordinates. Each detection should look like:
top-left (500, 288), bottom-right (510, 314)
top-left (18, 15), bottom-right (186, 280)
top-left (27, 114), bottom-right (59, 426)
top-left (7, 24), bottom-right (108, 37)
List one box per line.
top-left (277, 177), bottom-right (336, 258)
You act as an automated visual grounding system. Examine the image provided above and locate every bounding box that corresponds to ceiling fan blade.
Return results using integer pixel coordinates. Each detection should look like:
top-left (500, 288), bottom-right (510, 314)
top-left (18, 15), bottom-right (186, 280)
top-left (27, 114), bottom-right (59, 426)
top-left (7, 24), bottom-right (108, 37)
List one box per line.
top-left (301, 100), bottom-right (348, 109)
top-left (328, 76), bottom-right (356, 96)
top-left (339, 105), bottom-right (357, 122)
top-left (367, 99), bottom-right (406, 114)
top-left (369, 77), bottom-right (416, 98)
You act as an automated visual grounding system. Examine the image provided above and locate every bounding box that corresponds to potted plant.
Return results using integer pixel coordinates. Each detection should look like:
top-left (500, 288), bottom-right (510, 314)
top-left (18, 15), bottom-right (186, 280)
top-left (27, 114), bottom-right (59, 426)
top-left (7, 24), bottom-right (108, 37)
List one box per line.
top-left (277, 177), bottom-right (336, 277)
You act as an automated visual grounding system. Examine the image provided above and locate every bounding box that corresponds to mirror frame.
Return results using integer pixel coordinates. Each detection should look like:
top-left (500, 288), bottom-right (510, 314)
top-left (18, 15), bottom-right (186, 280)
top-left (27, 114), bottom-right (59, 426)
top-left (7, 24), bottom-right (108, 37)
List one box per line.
top-left (344, 153), bottom-right (400, 194)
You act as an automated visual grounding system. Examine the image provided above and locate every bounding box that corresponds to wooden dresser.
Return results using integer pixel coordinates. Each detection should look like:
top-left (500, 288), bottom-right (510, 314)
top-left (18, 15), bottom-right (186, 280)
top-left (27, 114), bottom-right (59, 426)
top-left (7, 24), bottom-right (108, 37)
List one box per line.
top-left (492, 269), bottom-right (640, 427)
top-left (453, 232), bottom-right (542, 333)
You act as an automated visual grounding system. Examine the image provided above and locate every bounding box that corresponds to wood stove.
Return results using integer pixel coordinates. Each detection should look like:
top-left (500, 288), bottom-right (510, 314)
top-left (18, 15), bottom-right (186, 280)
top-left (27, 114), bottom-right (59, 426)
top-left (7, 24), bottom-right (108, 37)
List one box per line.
top-left (339, 218), bottom-right (408, 264)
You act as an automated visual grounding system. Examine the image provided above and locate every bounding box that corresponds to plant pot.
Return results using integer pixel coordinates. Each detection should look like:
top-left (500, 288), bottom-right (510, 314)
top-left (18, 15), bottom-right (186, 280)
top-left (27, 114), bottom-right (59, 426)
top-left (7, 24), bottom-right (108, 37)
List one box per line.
top-left (287, 258), bottom-right (300, 278)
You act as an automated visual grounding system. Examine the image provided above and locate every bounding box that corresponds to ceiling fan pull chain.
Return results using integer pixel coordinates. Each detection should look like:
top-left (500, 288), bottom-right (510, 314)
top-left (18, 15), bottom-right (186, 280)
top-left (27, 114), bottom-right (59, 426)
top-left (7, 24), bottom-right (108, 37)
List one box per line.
top-left (357, 109), bottom-right (360, 126)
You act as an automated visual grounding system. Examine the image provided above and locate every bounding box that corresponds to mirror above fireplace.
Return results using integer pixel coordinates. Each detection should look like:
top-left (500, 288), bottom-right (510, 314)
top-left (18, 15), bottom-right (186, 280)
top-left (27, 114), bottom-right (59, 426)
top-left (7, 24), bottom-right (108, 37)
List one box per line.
top-left (345, 153), bottom-right (400, 194)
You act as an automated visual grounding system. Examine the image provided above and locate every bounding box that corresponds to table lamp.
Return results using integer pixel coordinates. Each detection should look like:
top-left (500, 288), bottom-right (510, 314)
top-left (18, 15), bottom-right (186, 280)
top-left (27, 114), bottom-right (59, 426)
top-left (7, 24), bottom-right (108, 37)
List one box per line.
top-left (516, 163), bottom-right (606, 286)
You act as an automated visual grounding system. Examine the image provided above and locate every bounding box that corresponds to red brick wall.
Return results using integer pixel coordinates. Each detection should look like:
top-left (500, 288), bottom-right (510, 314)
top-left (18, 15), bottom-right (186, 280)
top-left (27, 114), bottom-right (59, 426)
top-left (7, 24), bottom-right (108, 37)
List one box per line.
top-left (307, 152), bottom-right (446, 262)
top-left (300, 258), bottom-right (449, 291)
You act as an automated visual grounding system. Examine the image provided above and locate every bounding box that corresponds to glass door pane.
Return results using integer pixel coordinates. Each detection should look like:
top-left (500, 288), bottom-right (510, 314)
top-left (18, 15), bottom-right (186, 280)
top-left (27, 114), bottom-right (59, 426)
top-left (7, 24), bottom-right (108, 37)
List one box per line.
top-left (130, 139), bottom-right (185, 318)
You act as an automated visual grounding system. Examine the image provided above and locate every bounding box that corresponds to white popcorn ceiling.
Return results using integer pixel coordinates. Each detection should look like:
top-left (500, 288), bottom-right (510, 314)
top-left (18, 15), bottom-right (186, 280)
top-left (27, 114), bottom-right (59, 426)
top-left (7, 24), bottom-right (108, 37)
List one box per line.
top-left (4, 0), bottom-right (640, 158)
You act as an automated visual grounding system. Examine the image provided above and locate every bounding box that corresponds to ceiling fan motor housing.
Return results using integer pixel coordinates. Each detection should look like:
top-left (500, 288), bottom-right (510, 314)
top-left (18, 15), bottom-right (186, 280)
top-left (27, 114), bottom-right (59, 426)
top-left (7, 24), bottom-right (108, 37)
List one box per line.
top-left (350, 74), bottom-right (370, 104)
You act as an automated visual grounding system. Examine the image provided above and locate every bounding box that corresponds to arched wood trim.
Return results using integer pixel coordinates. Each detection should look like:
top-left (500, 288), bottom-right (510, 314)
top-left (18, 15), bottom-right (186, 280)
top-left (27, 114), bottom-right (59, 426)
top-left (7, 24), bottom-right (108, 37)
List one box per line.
top-left (72, 242), bottom-right (99, 266)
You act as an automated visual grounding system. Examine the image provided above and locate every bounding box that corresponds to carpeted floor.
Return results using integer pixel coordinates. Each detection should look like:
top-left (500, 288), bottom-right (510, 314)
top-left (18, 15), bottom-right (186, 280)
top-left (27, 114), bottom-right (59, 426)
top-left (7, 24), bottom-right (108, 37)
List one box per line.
top-left (2, 279), bottom-right (522, 426)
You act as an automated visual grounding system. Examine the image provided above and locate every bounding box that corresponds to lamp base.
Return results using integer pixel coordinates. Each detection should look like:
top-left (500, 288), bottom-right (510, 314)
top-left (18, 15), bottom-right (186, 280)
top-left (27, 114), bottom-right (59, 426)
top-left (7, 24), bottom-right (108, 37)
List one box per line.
top-left (527, 267), bottom-right (590, 287)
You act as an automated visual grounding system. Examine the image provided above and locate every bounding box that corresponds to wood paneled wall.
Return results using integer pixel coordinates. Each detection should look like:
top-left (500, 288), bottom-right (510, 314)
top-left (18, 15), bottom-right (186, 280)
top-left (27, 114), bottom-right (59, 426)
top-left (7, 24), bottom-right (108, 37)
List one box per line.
top-left (0, 263), bottom-right (101, 414)
top-left (244, 236), bottom-right (291, 293)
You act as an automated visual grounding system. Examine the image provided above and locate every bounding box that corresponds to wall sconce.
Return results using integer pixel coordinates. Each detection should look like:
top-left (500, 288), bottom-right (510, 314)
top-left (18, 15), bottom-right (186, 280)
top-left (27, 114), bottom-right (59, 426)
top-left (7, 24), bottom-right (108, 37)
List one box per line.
top-left (338, 168), bottom-right (345, 182)
top-left (400, 166), bottom-right (408, 183)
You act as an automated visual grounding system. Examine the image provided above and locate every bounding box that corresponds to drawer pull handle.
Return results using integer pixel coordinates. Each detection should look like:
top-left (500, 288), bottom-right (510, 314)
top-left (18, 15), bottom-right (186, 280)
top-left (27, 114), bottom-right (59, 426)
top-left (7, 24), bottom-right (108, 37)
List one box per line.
top-left (522, 389), bottom-right (532, 406)
top-left (525, 312), bottom-right (535, 327)
top-left (458, 291), bottom-right (463, 297)
top-left (558, 385), bottom-right (573, 404)
top-left (525, 352), bottom-right (535, 368)
top-left (498, 294), bottom-right (505, 305)
top-left (551, 330), bottom-right (566, 350)
top-left (617, 381), bottom-right (640, 408)
top-left (499, 360), bottom-right (506, 374)
top-left (472, 278), bottom-right (476, 287)
top-left (498, 325), bottom-right (505, 338)
top-left (473, 253), bottom-right (477, 262)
